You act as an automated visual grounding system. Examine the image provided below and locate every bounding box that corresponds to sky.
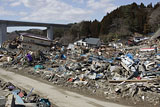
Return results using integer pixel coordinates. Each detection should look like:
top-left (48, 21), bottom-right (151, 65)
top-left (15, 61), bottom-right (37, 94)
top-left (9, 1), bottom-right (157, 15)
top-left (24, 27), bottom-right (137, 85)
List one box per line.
top-left (0, 0), bottom-right (159, 32)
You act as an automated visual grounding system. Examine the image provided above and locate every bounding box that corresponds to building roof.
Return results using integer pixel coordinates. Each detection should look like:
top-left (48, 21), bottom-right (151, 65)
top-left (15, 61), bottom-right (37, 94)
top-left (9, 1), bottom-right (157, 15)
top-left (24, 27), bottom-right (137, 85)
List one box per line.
top-left (20, 33), bottom-right (52, 42)
top-left (84, 38), bottom-right (100, 45)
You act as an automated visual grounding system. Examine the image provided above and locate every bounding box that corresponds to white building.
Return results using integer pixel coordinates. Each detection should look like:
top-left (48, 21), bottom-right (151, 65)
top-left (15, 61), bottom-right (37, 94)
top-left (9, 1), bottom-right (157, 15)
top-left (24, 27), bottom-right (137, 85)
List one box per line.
top-left (74, 38), bottom-right (101, 47)
top-left (74, 39), bottom-right (87, 46)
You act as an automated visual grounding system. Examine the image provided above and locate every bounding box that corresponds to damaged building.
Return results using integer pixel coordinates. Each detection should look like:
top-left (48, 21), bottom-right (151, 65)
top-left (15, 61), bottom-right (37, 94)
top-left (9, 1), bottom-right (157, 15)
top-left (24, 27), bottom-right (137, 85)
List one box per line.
top-left (19, 33), bottom-right (53, 51)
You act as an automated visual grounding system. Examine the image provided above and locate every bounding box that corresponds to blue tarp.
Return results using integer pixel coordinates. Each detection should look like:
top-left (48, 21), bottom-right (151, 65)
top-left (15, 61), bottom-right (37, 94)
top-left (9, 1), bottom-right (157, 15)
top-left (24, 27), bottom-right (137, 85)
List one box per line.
top-left (61, 54), bottom-right (66, 60)
top-left (126, 53), bottom-right (134, 60)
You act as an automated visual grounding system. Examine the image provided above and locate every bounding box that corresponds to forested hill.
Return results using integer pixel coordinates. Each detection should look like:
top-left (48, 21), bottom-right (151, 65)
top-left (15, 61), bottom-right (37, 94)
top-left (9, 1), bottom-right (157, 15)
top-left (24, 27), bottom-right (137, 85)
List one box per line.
top-left (63, 2), bottom-right (160, 43)
top-left (100, 2), bottom-right (160, 37)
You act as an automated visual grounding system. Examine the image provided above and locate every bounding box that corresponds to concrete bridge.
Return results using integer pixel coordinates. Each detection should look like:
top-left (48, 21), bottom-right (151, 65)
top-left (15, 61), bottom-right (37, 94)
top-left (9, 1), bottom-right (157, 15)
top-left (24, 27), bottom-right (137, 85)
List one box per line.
top-left (0, 20), bottom-right (70, 47)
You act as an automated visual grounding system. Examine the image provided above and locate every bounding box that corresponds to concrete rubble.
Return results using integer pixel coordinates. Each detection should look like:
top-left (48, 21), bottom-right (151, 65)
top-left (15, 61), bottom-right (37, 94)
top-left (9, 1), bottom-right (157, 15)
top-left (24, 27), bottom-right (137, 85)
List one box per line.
top-left (1, 37), bottom-right (160, 106)
top-left (0, 78), bottom-right (51, 107)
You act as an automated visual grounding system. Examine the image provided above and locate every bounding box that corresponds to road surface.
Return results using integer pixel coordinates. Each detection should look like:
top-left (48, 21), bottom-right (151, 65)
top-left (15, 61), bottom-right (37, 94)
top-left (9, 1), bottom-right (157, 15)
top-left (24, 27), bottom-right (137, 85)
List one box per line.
top-left (0, 68), bottom-right (129, 107)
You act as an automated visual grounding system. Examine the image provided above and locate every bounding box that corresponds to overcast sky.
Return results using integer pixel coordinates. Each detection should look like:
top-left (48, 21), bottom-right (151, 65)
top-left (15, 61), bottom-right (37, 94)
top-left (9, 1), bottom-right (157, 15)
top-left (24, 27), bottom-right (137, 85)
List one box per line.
top-left (0, 0), bottom-right (159, 31)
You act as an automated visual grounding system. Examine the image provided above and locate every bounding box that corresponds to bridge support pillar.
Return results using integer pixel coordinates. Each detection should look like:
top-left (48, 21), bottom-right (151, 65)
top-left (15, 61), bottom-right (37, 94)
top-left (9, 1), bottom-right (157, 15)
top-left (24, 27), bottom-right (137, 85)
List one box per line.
top-left (0, 24), bottom-right (7, 47)
top-left (47, 26), bottom-right (53, 40)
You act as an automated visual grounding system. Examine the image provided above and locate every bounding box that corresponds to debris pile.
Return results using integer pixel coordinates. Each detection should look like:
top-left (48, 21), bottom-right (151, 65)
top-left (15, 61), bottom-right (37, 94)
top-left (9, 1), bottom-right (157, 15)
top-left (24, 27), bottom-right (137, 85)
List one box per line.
top-left (1, 37), bottom-right (160, 106)
top-left (0, 79), bottom-right (51, 107)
